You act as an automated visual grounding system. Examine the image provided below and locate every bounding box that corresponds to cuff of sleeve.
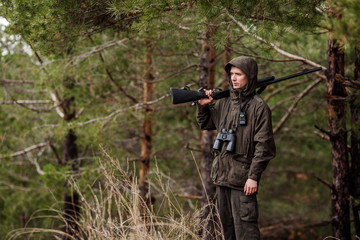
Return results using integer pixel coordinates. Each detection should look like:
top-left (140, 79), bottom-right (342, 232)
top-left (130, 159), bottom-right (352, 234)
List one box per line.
top-left (248, 172), bottom-right (260, 182)
top-left (197, 103), bottom-right (214, 112)
top-left (197, 103), bottom-right (209, 110)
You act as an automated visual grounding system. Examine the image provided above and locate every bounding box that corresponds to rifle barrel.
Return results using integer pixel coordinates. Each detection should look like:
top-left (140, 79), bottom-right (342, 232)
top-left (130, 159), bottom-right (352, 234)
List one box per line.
top-left (258, 67), bottom-right (322, 88)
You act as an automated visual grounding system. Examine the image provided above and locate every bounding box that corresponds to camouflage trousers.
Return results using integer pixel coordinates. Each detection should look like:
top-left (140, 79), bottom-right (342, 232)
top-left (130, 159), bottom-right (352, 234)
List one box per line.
top-left (216, 186), bottom-right (260, 240)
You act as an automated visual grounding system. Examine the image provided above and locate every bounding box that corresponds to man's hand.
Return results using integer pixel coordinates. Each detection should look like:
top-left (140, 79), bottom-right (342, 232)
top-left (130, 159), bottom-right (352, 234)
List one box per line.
top-left (198, 89), bottom-right (213, 105)
top-left (244, 178), bottom-right (257, 196)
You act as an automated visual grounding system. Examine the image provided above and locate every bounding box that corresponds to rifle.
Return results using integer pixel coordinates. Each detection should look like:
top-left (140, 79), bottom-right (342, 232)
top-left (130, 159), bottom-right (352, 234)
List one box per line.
top-left (170, 67), bottom-right (322, 105)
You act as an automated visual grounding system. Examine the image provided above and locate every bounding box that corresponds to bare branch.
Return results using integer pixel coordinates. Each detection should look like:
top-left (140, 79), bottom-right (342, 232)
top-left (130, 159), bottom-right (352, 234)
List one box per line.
top-left (227, 46), bottom-right (298, 63)
top-left (335, 74), bottom-right (360, 89)
top-left (72, 38), bottom-right (129, 64)
top-left (314, 125), bottom-right (330, 137)
top-left (0, 79), bottom-right (35, 85)
top-left (270, 95), bottom-right (297, 111)
top-left (264, 79), bottom-right (312, 101)
top-left (2, 86), bottom-right (45, 113)
top-left (75, 93), bottom-right (170, 127)
top-left (88, 36), bottom-right (138, 104)
top-left (49, 91), bottom-right (65, 118)
top-left (273, 78), bottom-right (324, 134)
top-left (185, 143), bottom-right (202, 152)
top-left (314, 175), bottom-right (334, 190)
top-left (148, 64), bottom-right (199, 83)
top-left (227, 12), bottom-right (326, 69)
top-left (27, 151), bottom-right (45, 175)
top-left (0, 100), bottom-right (52, 105)
top-left (177, 194), bottom-right (201, 200)
top-left (1, 142), bottom-right (48, 159)
top-left (314, 131), bottom-right (330, 141)
top-left (49, 142), bottom-right (64, 166)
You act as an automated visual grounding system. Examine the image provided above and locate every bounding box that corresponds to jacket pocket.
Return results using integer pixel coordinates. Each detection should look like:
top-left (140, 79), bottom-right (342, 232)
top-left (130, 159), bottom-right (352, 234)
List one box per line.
top-left (228, 158), bottom-right (250, 187)
top-left (239, 195), bottom-right (258, 222)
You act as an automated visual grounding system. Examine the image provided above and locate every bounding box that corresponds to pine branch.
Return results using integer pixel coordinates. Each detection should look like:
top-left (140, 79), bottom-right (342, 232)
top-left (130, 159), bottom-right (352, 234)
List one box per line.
top-left (227, 12), bottom-right (326, 69)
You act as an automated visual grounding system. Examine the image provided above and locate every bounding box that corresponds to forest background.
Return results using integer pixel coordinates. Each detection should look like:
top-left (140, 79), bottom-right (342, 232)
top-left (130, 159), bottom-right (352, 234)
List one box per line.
top-left (0, 0), bottom-right (359, 239)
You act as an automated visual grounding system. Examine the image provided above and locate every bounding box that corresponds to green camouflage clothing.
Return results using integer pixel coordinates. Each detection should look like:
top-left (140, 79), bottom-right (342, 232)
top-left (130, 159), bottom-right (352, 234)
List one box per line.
top-left (196, 56), bottom-right (276, 240)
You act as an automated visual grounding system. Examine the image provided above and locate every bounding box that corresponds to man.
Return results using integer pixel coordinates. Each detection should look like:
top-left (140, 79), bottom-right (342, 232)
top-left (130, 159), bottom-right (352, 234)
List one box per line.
top-left (197, 56), bottom-right (276, 240)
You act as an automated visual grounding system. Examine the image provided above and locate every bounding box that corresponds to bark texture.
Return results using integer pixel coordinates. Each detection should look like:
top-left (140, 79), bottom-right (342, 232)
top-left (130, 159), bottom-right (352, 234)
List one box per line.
top-left (199, 31), bottom-right (219, 240)
top-left (139, 41), bottom-right (155, 215)
top-left (222, 38), bottom-right (231, 90)
top-left (350, 45), bottom-right (360, 237)
top-left (63, 129), bottom-right (80, 240)
top-left (326, 38), bottom-right (350, 240)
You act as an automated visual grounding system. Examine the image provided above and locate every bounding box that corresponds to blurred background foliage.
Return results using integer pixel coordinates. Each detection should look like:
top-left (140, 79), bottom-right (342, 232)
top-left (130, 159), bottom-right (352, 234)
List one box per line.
top-left (0, 0), bottom-right (359, 239)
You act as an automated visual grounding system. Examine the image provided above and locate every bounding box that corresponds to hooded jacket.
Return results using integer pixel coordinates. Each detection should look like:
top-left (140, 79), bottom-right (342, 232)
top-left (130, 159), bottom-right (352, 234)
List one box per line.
top-left (197, 56), bottom-right (276, 190)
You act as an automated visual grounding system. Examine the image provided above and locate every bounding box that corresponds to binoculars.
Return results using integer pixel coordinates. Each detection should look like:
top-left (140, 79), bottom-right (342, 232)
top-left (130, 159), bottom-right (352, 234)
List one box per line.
top-left (213, 129), bottom-right (236, 152)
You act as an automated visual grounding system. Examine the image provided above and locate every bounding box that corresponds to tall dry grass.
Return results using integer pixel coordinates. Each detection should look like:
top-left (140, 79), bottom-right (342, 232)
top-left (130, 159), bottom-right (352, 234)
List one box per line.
top-left (7, 148), bottom-right (220, 239)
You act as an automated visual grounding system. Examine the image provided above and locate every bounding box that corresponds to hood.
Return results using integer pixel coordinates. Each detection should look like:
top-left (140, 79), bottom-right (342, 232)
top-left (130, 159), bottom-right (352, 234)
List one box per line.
top-left (225, 56), bottom-right (258, 99)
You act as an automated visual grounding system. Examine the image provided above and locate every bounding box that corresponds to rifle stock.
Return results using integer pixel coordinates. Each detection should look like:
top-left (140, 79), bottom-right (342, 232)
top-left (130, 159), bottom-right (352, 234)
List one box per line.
top-left (170, 67), bottom-right (322, 105)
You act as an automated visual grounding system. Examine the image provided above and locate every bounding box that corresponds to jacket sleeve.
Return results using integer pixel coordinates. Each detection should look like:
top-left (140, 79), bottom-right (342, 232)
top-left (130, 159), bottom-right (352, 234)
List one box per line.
top-left (196, 103), bottom-right (217, 130)
top-left (248, 102), bottom-right (276, 182)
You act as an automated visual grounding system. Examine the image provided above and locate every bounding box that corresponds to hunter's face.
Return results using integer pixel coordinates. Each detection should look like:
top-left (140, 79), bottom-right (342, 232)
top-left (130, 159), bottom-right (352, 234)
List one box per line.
top-left (230, 66), bottom-right (247, 89)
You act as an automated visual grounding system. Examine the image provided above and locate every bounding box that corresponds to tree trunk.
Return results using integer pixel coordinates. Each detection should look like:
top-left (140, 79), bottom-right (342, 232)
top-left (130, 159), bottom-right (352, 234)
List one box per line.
top-left (139, 41), bottom-right (155, 216)
top-left (61, 91), bottom-right (80, 239)
top-left (326, 37), bottom-right (350, 240)
top-left (63, 129), bottom-right (80, 240)
top-left (350, 44), bottom-right (360, 237)
top-left (222, 37), bottom-right (231, 90)
top-left (199, 31), bottom-right (218, 240)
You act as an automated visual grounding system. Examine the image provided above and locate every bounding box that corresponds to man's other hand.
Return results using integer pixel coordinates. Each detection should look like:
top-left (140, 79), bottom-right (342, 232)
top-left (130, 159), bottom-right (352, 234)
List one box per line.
top-left (244, 178), bottom-right (257, 195)
top-left (198, 89), bottom-right (213, 105)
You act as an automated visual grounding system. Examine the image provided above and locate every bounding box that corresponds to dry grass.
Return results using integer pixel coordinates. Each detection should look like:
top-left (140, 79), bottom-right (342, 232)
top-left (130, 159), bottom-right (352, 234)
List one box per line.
top-left (6, 147), bottom-right (217, 240)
